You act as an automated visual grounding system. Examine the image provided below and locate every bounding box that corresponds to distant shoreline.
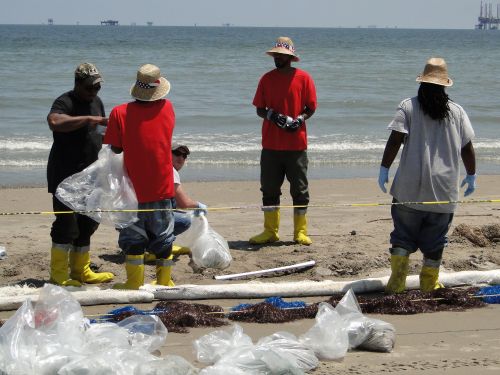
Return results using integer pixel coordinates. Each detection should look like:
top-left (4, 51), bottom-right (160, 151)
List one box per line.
top-left (0, 24), bottom-right (479, 31)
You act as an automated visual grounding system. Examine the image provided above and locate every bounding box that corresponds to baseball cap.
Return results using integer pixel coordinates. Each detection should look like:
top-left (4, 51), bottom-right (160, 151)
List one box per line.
top-left (74, 62), bottom-right (104, 85)
top-left (171, 142), bottom-right (190, 155)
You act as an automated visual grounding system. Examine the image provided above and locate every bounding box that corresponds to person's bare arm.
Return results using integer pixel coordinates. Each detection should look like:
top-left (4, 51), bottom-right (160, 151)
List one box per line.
top-left (461, 141), bottom-right (476, 175)
top-left (300, 106), bottom-right (315, 121)
top-left (47, 113), bottom-right (107, 133)
top-left (256, 107), bottom-right (268, 119)
top-left (175, 184), bottom-right (199, 209)
top-left (381, 131), bottom-right (405, 168)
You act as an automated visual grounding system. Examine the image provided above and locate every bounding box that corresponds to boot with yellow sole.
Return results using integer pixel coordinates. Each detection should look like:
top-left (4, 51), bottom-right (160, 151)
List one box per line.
top-left (113, 254), bottom-right (144, 290)
top-left (70, 246), bottom-right (114, 284)
top-left (249, 209), bottom-right (280, 244)
top-left (49, 244), bottom-right (81, 287)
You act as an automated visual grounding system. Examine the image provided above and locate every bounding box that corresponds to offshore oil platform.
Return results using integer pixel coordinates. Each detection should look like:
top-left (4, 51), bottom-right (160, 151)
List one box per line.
top-left (100, 20), bottom-right (119, 26)
top-left (476, 1), bottom-right (500, 29)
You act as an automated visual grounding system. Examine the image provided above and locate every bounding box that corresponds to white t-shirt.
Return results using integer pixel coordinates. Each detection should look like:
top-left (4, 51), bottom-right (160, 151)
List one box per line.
top-left (388, 97), bottom-right (475, 213)
top-left (173, 168), bottom-right (180, 185)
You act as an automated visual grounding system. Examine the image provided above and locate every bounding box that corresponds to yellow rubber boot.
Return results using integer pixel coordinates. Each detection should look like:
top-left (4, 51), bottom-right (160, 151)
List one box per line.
top-left (154, 254), bottom-right (175, 287)
top-left (385, 254), bottom-right (410, 294)
top-left (49, 245), bottom-right (82, 287)
top-left (144, 252), bottom-right (156, 263)
top-left (293, 214), bottom-right (312, 245)
top-left (172, 244), bottom-right (191, 256)
top-left (113, 254), bottom-right (144, 290)
top-left (70, 248), bottom-right (114, 284)
top-left (249, 210), bottom-right (280, 244)
top-left (420, 266), bottom-right (444, 292)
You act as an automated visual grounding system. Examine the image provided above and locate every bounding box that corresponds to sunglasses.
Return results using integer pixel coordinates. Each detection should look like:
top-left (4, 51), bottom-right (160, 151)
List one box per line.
top-left (172, 150), bottom-right (188, 159)
top-left (84, 84), bottom-right (101, 92)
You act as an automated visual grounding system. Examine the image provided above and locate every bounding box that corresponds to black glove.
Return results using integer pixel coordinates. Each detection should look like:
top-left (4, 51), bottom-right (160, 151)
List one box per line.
top-left (267, 109), bottom-right (289, 129)
top-left (284, 115), bottom-right (304, 132)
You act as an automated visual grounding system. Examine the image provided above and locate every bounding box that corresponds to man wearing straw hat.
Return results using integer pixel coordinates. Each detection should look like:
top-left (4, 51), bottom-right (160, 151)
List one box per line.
top-left (46, 62), bottom-right (114, 287)
top-left (250, 36), bottom-right (317, 246)
top-left (378, 57), bottom-right (476, 294)
top-left (104, 64), bottom-right (176, 289)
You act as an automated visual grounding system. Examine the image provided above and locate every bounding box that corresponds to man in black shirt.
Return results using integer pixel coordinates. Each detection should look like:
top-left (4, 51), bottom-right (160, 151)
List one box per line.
top-left (46, 62), bottom-right (114, 286)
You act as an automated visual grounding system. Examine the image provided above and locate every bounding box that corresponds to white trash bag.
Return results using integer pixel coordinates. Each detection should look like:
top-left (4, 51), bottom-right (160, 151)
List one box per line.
top-left (335, 289), bottom-right (396, 352)
top-left (194, 324), bottom-right (253, 364)
top-left (299, 302), bottom-right (349, 361)
top-left (196, 325), bottom-right (307, 374)
top-left (56, 145), bottom-right (138, 229)
top-left (176, 213), bottom-right (232, 269)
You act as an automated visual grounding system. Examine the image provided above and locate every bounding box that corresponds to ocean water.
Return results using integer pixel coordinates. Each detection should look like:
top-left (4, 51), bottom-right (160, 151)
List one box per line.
top-left (1, 25), bottom-right (499, 187)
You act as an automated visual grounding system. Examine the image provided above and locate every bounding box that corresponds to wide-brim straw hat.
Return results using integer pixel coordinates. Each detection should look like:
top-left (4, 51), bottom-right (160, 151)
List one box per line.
top-left (416, 57), bottom-right (453, 87)
top-left (266, 36), bottom-right (300, 62)
top-left (130, 64), bottom-right (171, 101)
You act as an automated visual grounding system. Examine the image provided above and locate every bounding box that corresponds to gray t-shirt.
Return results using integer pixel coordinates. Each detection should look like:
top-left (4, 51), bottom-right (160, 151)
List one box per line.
top-left (388, 97), bottom-right (475, 213)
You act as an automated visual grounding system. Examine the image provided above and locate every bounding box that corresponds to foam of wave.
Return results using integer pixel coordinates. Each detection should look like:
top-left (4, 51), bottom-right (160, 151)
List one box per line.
top-left (0, 159), bottom-right (46, 167)
top-left (0, 138), bottom-right (51, 151)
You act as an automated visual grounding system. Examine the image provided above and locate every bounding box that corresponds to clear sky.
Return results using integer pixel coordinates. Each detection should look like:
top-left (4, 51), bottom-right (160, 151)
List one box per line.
top-left (0, 0), bottom-right (488, 29)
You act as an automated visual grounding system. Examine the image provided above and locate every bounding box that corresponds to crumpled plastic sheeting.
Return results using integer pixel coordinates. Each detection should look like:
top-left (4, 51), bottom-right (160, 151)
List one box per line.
top-left (196, 324), bottom-right (314, 374)
top-left (298, 302), bottom-right (349, 361)
top-left (176, 213), bottom-right (232, 269)
top-left (334, 289), bottom-right (395, 352)
top-left (195, 290), bottom-right (396, 373)
top-left (56, 145), bottom-right (138, 229)
top-left (0, 284), bottom-right (196, 375)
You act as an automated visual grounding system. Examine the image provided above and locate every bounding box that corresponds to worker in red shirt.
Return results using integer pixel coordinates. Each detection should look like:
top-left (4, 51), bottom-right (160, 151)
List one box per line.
top-left (250, 37), bottom-right (317, 246)
top-left (105, 64), bottom-right (176, 289)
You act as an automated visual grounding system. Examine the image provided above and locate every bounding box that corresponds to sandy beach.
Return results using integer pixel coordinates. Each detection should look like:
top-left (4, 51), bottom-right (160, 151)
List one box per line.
top-left (1, 176), bottom-right (500, 373)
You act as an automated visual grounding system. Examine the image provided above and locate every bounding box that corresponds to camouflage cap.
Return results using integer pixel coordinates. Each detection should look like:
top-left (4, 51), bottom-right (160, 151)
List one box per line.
top-left (74, 62), bottom-right (103, 85)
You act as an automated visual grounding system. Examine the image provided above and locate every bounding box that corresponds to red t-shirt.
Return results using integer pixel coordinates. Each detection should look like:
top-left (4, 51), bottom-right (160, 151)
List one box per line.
top-left (104, 100), bottom-right (175, 203)
top-left (253, 68), bottom-right (317, 151)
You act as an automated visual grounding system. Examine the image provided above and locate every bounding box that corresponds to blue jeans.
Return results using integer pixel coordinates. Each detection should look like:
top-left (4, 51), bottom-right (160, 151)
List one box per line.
top-left (118, 199), bottom-right (175, 258)
top-left (174, 210), bottom-right (191, 236)
top-left (390, 202), bottom-right (453, 255)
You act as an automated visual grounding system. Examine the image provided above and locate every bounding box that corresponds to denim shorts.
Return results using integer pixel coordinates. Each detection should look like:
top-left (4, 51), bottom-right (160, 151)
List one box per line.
top-left (390, 203), bottom-right (454, 254)
top-left (173, 210), bottom-right (191, 236)
top-left (118, 199), bottom-right (175, 257)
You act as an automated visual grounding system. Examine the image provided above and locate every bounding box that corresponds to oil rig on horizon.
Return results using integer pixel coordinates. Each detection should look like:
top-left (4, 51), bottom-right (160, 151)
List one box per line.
top-left (476, 1), bottom-right (500, 29)
top-left (100, 20), bottom-right (119, 26)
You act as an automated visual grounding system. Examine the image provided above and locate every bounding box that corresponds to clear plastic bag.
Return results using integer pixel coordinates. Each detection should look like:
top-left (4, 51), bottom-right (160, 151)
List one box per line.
top-left (195, 325), bottom-right (309, 374)
top-left (176, 213), bottom-right (232, 269)
top-left (56, 145), bottom-right (138, 229)
top-left (117, 315), bottom-right (168, 352)
top-left (0, 284), bottom-right (86, 374)
top-left (0, 284), bottom-right (178, 375)
top-left (135, 355), bottom-right (199, 375)
top-left (299, 302), bottom-right (349, 361)
top-left (256, 332), bottom-right (319, 372)
top-left (194, 324), bottom-right (253, 364)
top-left (335, 289), bottom-right (396, 353)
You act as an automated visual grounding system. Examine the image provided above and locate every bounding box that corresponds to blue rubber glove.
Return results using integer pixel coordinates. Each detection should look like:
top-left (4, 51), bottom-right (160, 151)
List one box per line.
top-left (378, 166), bottom-right (389, 193)
top-left (194, 202), bottom-right (208, 216)
top-left (461, 174), bottom-right (477, 197)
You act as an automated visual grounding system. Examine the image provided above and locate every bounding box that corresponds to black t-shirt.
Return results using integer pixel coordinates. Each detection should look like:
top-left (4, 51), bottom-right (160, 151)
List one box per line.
top-left (47, 91), bottom-right (105, 193)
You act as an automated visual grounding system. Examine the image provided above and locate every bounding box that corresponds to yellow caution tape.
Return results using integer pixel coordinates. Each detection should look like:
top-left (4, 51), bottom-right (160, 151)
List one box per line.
top-left (0, 199), bottom-right (499, 216)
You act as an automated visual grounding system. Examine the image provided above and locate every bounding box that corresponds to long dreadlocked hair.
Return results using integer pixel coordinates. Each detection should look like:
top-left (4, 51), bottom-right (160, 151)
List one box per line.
top-left (417, 82), bottom-right (450, 120)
